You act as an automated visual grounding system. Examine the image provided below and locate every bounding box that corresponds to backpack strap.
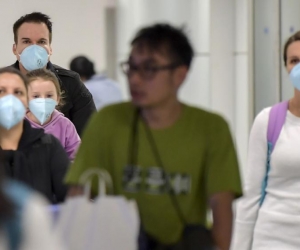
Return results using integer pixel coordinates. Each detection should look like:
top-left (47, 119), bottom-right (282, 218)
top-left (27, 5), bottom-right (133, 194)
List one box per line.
top-left (3, 181), bottom-right (32, 250)
top-left (267, 100), bottom-right (289, 151)
top-left (260, 100), bottom-right (288, 206)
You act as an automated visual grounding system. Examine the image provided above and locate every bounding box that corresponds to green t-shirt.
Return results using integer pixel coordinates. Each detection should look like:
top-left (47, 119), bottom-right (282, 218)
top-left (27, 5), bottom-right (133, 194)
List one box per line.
top-left (65, 102), bottom-right (242, 244)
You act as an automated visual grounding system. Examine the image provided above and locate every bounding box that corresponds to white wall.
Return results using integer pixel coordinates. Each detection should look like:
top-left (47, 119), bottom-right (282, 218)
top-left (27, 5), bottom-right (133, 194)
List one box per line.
top-left (0, 0), bottom-right (106, 72)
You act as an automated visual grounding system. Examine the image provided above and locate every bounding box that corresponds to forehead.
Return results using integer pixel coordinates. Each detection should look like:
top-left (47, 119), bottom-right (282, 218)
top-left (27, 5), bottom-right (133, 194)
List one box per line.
top-left (129, 44), bottom-right (171, 64)
top-left (28, 79), bottom-right (56, 91)
top-left (17, 22), bottom-right (50, 41)
top-left (0, 73), bottom-right (26, 88)
top-left (287, 41), bottom-right (300, 56)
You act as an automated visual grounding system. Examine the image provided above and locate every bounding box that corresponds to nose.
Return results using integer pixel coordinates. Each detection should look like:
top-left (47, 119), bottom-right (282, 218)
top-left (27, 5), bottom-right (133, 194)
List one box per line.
top-left (128, 69), bottom-right (144, 86)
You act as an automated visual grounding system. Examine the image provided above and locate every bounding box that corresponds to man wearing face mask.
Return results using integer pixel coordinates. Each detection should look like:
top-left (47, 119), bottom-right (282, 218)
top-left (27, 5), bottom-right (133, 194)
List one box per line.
top-left (10, 12), bottom-right (96, 136)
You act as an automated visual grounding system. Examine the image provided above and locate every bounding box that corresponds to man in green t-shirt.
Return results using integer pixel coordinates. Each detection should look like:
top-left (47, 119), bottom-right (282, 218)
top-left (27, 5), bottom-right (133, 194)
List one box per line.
top-left (66, 23), bottom-right (242, 250)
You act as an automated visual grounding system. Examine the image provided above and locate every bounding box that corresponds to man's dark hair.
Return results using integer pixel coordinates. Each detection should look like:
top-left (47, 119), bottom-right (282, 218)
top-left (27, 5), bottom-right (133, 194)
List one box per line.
top-left (70, 56), bottom-right (96, 80)
top-left (13, 12), bottom-right (52, 44)
top-left (131, 23), bottom-right (194, 68)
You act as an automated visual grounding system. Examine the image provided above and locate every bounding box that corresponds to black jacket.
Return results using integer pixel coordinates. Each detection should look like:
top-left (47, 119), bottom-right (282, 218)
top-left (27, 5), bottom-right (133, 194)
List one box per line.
top-left (2, 120), bottom-right (70, 203)
top-left (11, 61), bottom-right (96, 136)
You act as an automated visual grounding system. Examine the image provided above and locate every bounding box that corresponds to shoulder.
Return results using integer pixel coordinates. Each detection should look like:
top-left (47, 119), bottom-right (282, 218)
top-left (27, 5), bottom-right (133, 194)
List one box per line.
top-left (96, 102), bottom-right (133, 120)
top-left (252, 106), bottom-right (271, 129)
top-left (184, 104), bottom-right (230, 128)
top-left (85, 102), bottom-right (133, 132)
top-left (51, 64), bottom-right (80, 80)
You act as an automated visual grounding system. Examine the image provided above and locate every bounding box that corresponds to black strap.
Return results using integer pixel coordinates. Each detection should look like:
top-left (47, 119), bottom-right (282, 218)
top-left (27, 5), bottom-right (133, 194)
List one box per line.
top-left (130, 108), bottom-right (187, 226)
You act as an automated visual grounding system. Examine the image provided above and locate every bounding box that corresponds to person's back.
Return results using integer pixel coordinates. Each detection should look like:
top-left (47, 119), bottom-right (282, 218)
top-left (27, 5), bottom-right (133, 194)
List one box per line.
top-left (70, 56), bottom-right (123, 110)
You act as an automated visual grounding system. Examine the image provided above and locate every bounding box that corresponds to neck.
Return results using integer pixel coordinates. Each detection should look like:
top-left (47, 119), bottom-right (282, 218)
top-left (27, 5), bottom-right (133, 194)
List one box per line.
top-left (0, 122), bottom-right (24, 150)
top-left (18, 63), bottom-right (28, 75)
top-left (140, 101), bottom-right (183, 129)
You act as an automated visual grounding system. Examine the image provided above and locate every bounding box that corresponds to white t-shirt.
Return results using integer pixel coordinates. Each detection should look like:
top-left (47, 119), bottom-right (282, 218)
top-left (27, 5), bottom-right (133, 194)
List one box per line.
top-left (0, 193), bottom-right (65, 250)
top-left (232, 107), bottom-right (300, 250)
top-left (85, 74), bottom-right (123, 110)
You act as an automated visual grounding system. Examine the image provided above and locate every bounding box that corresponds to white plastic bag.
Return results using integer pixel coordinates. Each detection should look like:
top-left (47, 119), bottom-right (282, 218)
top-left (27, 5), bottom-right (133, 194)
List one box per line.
top-left (54, 169), bottom-right (140, 250)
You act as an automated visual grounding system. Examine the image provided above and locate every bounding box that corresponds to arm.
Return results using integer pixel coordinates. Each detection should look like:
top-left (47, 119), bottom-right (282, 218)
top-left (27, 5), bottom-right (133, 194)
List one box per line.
top-left (205, 115), bottom-right (242, 250)
top-left (49, 136), bottom-right (70, 203)
top-left (231, 108), bottom-right (269, 250)
top-left (65, 121), bottom-right (81, 161)
top-left (210, 192), bottom-right (234, 250)
top-left (69, 74), bottom-right (96, 136)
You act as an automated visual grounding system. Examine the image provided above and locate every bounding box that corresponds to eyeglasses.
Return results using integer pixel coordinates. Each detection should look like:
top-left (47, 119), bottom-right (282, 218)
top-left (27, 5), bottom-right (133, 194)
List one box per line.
top-left (120, 61), bottom-right (182, 80)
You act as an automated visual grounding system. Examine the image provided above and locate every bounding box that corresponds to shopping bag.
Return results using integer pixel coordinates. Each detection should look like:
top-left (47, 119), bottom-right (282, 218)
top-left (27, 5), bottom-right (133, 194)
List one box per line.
top-left (54, 168), bottom-right (140, 250)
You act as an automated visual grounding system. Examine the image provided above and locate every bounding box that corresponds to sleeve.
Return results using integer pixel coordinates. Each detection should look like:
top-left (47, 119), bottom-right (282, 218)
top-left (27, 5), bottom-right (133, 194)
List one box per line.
top-left (64, 110), bottom-right (107, 187)
top-left (20, 194), bottom-right (66, 250)
top-left (69, 74), bottom-right (96, 136)
top-left (49, 135), bottom-right (70, 203)
top-left (205, 114), bottom-right (242, 198)
top-left (231, 108), bottom-right (269, 250)
top-left (64, 121), bottom-right (81, 161)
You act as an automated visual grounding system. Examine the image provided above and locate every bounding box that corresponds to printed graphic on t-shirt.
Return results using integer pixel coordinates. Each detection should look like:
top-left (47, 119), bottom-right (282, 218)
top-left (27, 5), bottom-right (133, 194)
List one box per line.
top-left (145, 167), bottom-right (167, 194)
top-left (122, 165), bottom-right (142, 192)
top-left (122, 166), bottom-right (191, 195)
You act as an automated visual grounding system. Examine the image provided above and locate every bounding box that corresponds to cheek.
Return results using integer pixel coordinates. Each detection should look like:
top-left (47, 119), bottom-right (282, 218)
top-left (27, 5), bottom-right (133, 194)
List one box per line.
top-left (53, 95), bottom-right (59, 102)
top-left (287, 64), bottom-right (294, 74)
top-left (21, 98), bottom-right (28, 108)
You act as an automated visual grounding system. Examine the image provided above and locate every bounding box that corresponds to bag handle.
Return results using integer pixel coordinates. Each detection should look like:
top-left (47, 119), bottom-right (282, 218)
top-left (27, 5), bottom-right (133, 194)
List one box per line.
top-left (79, 168), bottom-right (113, 198)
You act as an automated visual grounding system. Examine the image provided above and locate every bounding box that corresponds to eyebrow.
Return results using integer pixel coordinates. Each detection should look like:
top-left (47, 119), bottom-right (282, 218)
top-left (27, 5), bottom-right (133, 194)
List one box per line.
top-left (21, 38), bottom-right (48, 42)
top-left (128, 57), bottom-right (157, 64)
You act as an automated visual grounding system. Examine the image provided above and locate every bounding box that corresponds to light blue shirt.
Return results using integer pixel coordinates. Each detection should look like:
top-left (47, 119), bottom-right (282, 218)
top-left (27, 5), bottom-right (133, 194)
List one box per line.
top-left (84, 74), bottom-right (123, 110)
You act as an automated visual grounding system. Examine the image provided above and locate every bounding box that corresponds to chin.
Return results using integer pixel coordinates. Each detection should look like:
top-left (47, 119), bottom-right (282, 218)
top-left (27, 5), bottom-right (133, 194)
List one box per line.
top-left (131, 99), bottom-right (150, 108)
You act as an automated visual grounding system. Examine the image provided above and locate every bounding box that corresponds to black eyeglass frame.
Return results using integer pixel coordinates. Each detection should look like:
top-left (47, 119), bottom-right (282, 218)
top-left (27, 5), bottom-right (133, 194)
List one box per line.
top-left (120, 61), bottom-right (183, 80)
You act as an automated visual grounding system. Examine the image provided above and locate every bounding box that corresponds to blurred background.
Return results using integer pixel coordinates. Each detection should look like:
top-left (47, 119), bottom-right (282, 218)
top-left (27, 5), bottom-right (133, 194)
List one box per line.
top-left (0, 0), bottom-right (298, 180)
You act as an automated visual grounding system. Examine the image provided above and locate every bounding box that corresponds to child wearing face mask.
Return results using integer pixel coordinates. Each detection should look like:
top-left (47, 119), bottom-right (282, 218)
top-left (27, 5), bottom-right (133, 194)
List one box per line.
top-left (25, 68), bottom-right (81, 161)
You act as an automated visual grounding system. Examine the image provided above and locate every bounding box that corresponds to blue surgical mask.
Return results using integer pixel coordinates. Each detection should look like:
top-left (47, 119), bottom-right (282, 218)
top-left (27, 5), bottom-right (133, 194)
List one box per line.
top-left (19, 45), bottom-right (49, 71)
top-left (29, 98), bottom-right (57, 125)
top-left (0, 95), bottom-right (26, 130)
top-left (290, 63), bottom-right (300, 90)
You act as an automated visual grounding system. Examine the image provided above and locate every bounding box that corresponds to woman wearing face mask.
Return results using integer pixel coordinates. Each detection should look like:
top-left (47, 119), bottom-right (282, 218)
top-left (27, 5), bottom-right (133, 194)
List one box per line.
top-left (0, 67), bottom-right (69, 204)
top-left (25, 69), bottom-right (81, 161)
top-left (232, 31), bottom-right (300, 249)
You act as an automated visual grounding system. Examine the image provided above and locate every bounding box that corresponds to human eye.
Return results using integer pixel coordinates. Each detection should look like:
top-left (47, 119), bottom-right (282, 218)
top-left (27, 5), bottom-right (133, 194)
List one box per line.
top-left (22, 39), bottom-right (31, 44)
top-left (15, 90), bottom-right (24, 96)
top-left (39, 40), bottom-right (47, 45)
top-left (143, 65), bottom-right (157, 74)
top-left (290, 58), bottom-right (299, 64)
top-left (46, 94), bottom-right (53, 98)
top-left (33, 95), bottom-right (39, 98)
